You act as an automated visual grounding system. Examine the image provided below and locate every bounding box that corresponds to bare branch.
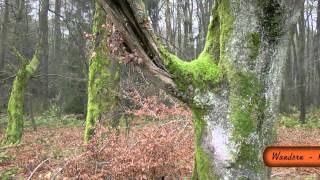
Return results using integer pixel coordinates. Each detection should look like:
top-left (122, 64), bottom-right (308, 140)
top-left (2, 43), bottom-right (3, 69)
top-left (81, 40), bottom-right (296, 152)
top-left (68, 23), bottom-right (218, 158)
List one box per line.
top-left (10, 47), bottom-right (28, 66)
top-left (27, 158), bottom-right (50, 180)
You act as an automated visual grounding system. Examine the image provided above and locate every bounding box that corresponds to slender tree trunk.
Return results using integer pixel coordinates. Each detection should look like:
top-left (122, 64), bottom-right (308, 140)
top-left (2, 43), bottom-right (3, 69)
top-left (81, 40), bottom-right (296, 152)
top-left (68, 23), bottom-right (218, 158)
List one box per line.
top-left (53, 0), bottom-right (62, 77)
top-left (316, 0), bottom-right (320, 106)
top-left (291, 26), bottom-right (299, 107)
top-left (298, 1), bottom-right (306, 123)
top-left (27, 86), bottom-right (37, 131)
top-left (183, 0), bottom-right (189, 58)
top-left (39, 0), bottom-right (49, 110)
top-left (165, 0), bottom-right (174, 48)
top-left (2, 48), bottom-right (40, 145)
top-left (280, 36), bottom-right (293, 113)
top-left (187, 0), bottom-right (194, 58)
top-left (0, 0), bottom-right (9, 70)
top-left (176, 0), bottom-right (182, 57)
top-left (99, 0), bottom-right (298, 178)
top-left (0, 0), bottom-right (10, 110)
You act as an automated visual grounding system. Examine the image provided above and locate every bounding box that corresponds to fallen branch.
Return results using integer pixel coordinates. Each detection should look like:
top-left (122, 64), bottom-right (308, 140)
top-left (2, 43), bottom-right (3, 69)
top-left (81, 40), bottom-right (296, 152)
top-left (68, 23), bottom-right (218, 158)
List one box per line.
top-left (27, 158), bottom-right (50, 180)
top-left (50, 153), bottom-right (87, 180)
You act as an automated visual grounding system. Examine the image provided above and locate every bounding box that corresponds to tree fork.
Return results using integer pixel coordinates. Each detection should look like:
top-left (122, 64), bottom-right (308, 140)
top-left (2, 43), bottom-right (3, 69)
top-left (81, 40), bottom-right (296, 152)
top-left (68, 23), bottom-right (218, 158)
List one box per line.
top-left (98, 0), bottom-right (299, 178)
top-left (2, 46), bottom-right (41, 145)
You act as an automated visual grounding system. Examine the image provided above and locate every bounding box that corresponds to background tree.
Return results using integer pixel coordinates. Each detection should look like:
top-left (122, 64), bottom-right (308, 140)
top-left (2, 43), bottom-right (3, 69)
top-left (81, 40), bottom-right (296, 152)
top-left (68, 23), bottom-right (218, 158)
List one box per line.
top-left (0, 0), bottom-right (8, 70)
top-left (39, 0), bottom-right (49, 109)
top-left (280, 0), bottom-right (320, 121)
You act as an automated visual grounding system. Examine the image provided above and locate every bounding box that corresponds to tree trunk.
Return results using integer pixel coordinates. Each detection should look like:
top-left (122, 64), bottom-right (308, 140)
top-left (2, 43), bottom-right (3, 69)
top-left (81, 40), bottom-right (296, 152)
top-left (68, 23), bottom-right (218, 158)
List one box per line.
top-left (165, 0), bottom-right (174, 48)
top-left (39, 0), bottom-right (49, 110)
top-left (0, 0), bottom-right (10, 110)
top-left (176, 0), bottom-right (182, 57)
top-left (0, 0), bottom-right (9, 70)
top-left (84, 2), bottom-right (120, 142)
top-left (315, 0), bottom-right (320, 106)
top-left (53, 0), bottom-right (62, 79)
top-left (2, 47), bottom-right (40, 145)
top-left (298, 1), bottom-right (306, 123)
top-left (99, 0), bottom-right (299, 178)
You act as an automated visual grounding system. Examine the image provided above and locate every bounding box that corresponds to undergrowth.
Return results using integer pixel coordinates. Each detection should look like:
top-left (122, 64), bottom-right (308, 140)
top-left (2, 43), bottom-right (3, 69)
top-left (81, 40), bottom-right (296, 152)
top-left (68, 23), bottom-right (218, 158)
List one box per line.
top-left (278, 107), bottom-right (320, 128)
top-left (0, 105), bottom-right (84, 131)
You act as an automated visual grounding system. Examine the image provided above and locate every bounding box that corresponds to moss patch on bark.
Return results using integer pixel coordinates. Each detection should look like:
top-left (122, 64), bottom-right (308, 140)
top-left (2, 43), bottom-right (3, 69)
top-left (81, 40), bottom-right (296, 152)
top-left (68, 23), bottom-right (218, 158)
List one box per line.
top-left (84, 3), bottom-right (120, 142)
top-left (2, 48), bottom-right (40, 145)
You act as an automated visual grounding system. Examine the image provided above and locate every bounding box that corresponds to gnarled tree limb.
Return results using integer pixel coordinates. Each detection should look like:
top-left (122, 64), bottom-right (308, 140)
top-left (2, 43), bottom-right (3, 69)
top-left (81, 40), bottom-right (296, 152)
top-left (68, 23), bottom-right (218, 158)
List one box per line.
top-left (97, 0), bottom-right (176, 88)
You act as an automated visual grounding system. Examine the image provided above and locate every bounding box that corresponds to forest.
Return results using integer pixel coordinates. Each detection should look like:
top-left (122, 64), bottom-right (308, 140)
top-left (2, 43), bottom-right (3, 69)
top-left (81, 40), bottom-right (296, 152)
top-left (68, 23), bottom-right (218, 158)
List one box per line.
top-left (0, 0), bottom-right (319, 179)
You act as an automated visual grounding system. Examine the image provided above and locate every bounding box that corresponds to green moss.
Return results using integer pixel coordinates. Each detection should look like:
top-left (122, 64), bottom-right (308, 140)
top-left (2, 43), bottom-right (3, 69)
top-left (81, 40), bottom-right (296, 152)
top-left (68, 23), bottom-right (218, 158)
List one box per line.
top-left (158, 0), bottom-right (235, 93)
top-left (229, 72), bottom-right (262, 140)
top-left (217, 0), bottom-right (234, 62)
top-left (194, 148), bottom-right (215, 180)
top-left (202, 11), bottom-right (220, 61)
top-left (247, 32), bottom-right (261, 68)
top-left (236, 143), bottom-right (264, 172)
top-left (165, 52), bottom-right (222, 91)
top-left (160, 0), bottom-right (234, 93)
top-left (160, 0), bottom-right (270, 177)
top-left (84, 3), bottom-right (108, 142)
top-left (2, 48), bottom-right (40, 145)
top-left (227, 69), bottom-right (267, 172)
top-left (193, 109), bottom-right (206, 147)
top-left (84, 3), bottom-right (120, 142)
top-left (192, 109), bottom-right (218, 180)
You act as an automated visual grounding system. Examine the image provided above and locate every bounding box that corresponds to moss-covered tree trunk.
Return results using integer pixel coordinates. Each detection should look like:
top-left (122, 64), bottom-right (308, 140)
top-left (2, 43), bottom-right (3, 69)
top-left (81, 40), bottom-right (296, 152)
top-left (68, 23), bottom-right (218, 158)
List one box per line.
top-left (99, 0), bottom-right (299, 178)
top-left (2, 48), bottom-right (40, 145)
top-left (84, 2), bottom-right (120, 142)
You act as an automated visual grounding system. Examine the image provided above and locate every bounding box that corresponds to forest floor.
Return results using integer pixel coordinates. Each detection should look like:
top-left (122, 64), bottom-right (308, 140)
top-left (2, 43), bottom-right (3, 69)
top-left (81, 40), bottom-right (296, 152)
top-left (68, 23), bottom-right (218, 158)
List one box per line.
top-left (0, 119), bottom-right (320, 179)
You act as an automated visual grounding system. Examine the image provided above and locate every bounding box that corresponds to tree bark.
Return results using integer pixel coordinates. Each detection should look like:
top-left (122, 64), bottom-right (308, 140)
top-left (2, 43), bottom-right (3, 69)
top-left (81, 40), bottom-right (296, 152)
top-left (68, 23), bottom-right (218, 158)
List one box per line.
top-left (39, 0), bottom-right (49, 110)
top-left (144, 0), bottom-right (160, 34)
top-left (176, 0), bottom-right (182, 57)
top-left (84, 2), bottom-right (120, 142)
top-left (0, 0), bottom-right (9, 70)
top-left (165, 0), bottom-right (174, 48)
top-left (98, 0), bottom-right (299, 178)
top-left (53, 0), bottom-right (62, 77)
top-left (315, 0), bottom-right (320, 105)
top-left (2, 47), bottom-right (40, 145)
top-left (298, 0), bottom-right (306, 123)
top-left (0, 0), bottom-right (10, 111)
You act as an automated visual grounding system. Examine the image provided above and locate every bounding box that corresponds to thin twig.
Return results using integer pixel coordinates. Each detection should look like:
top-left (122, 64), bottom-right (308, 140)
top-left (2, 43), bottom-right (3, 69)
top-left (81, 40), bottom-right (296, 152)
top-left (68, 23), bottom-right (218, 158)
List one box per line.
top-left (0, 75), bottom-right (16, 82)
top-left (50, 153), bottom-right (86, 180)
top-left (27, 158), bottom-right (50, 180)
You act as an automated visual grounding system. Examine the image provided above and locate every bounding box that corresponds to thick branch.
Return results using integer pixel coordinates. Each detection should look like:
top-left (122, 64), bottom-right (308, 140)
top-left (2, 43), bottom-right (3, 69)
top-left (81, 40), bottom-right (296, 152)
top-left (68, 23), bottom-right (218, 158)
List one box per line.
top-left (98, 0), bottom-right (175, 88)
top-left (11, 47), bottom-right (29, 67)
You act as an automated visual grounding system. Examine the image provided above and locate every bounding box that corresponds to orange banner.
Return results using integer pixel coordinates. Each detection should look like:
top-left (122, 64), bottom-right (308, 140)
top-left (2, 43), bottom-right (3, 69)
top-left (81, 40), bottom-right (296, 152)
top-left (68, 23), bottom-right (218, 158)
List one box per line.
top-left (263, 146), bottom-right (320, 167)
